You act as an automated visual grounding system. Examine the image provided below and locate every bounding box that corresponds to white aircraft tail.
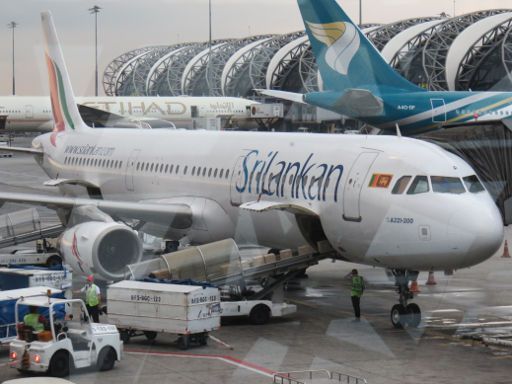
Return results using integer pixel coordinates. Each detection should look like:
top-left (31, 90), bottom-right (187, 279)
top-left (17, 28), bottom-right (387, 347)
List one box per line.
top-left (41, 11), bottom-right (89, 135)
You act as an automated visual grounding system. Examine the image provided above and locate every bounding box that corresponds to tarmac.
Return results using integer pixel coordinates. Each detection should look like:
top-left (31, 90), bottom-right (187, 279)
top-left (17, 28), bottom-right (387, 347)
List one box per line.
top-left (0, 137), bottom-right (512, 384)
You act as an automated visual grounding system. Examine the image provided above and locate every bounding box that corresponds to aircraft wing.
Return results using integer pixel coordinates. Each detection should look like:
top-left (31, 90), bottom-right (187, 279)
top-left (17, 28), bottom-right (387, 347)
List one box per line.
top-left (254, 89), bottom-right (306, 104)
top-left (0, 192), bottom-right (192, 229)
top-left (0, 146), bottom-right (43, 155)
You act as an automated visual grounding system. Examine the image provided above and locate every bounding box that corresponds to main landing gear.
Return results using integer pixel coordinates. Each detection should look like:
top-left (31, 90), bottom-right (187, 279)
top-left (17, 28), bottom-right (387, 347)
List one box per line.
top-left (390, 270), bottom-right (421, 329)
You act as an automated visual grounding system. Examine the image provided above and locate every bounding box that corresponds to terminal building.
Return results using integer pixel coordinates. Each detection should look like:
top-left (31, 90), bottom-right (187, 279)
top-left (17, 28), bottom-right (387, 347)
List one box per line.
top-left (102, 9), bottom-right (512, 221)
top-left (103, 10), bottom-right (512, 106)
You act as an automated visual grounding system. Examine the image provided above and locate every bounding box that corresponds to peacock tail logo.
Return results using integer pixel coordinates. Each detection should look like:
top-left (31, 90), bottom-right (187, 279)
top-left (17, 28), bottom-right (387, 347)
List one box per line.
top-left (306, 21), bottom-right (360, 75)
top-left (45, 53), bottom-right (74, 146)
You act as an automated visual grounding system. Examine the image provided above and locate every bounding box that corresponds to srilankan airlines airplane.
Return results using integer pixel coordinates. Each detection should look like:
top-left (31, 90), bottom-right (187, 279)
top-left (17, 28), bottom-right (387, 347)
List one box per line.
top-left (0, 12), bottom-right (504, 329)
top-left (259, 0), bottom-right (512, 135)
top-left (0, 95), bottom-right (259, 132)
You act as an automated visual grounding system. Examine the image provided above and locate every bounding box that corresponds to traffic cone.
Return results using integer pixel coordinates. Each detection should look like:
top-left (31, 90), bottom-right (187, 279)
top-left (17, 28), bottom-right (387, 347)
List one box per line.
top-left (502, 240), bottom-right (510, 258)
top-left (426, 271), bottom-right (437, 285)
top-left (410, 280), bottom-right (420, 293)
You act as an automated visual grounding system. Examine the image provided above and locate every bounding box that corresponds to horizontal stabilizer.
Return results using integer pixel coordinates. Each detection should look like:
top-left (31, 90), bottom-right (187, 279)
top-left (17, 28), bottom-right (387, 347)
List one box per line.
top-left (240, 200), bottom-right (318, 216)
top-left (255, 89), bottom-right (306, 104)
top-left (335, 89), bottom-right (384, 117)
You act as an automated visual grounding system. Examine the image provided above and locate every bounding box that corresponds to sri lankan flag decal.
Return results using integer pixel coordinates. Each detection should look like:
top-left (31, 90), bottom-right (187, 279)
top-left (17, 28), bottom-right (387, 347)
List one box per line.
top-left (369, 174), bottom-right (393, 188)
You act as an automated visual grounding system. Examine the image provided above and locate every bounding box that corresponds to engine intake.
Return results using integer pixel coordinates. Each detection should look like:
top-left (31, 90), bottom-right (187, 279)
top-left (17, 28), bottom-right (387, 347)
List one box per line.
top-left (60, 222), bottom-right (142, 281)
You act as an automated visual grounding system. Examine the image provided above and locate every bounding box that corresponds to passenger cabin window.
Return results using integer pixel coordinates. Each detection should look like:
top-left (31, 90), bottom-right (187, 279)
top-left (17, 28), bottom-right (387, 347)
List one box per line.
top-left (392, 176), bottom-right (412, 194)
top-left (463, 175), bottom-right (485, 193)
top-left (431, 176), bottom-right (465, 194)
top-left (407, 176), bottom-right (429, 195)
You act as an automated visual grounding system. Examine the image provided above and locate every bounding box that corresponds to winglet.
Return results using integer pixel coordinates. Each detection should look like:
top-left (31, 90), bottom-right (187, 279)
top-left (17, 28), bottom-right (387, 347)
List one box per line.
top-left (41, 11), bottom-right (89, 136)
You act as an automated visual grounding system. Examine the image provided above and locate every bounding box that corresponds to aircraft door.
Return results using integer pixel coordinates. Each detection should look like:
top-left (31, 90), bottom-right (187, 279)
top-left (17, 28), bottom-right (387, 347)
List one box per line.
top-left (125, 149), bottom-right (141, 192)
top-left (24, 105), bottom-right (33, 119)
top-left (430, 99), bottom-right (446, 122)
top-left (0, 116), bottom-right (6, 131)
top-left (343, 152), bottom-right (379, 222)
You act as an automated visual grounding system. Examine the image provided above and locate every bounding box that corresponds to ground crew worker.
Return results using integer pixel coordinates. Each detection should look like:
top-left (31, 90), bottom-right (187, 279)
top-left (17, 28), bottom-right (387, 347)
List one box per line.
top-left (80, 275), bottom-right (101, 323)
top-left (350, 269), bottom-right (365, 320)
top-left (23, 306), bottom-right (44, 332)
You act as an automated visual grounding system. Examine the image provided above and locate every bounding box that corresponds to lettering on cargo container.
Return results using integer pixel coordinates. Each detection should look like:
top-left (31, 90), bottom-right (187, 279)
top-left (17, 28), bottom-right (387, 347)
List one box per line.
top-left (130, 294), bottom-right (162, 303)
top-left (191, 295), bottom-right (218, 304)
top-left (32, 274), bottom-right (65, 283)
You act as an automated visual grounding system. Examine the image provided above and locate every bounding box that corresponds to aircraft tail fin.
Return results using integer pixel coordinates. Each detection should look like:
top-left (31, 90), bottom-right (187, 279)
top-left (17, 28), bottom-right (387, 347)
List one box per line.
top-left (297, 0), bottom-right (423, 93)
top-left (41, 11), bottom-right (89, 135)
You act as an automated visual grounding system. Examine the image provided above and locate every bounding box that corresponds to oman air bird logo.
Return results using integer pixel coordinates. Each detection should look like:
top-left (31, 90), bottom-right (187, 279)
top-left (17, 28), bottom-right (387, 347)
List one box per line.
top-left (306, 21), bottom-right (360, 75)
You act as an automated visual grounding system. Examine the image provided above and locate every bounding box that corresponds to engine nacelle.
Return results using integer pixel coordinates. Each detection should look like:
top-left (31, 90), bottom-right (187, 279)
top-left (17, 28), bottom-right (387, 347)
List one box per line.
top-left (60, 222), bottom-right (143, 281)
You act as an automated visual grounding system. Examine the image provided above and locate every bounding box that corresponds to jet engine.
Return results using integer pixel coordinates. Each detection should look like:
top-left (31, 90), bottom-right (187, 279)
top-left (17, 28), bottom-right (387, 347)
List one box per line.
top-left (59, 221), bottom-right (143, 281)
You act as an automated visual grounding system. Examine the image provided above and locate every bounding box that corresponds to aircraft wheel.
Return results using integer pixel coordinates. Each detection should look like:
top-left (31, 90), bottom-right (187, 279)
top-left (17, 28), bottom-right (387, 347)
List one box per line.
top-left (406, 303), bottom-right (421, 328)
top-left (390, 304), bottom-right (406, 329)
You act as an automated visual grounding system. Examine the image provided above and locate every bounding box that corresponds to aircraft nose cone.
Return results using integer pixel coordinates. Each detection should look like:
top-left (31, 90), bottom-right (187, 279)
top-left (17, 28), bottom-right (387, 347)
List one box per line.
top-left (448, 203), bottom-right (503, 268)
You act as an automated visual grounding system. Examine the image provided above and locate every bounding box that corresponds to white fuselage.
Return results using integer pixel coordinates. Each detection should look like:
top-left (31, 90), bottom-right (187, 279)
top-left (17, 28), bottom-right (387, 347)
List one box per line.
top-left (0, 96), bottom-right (259, 131)
top-left (33, 129), bottom-right (503, 272)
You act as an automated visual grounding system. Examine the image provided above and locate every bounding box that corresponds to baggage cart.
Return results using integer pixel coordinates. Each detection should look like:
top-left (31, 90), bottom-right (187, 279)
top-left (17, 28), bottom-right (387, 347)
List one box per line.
top-left (107, 280), bottom-right (221, 349)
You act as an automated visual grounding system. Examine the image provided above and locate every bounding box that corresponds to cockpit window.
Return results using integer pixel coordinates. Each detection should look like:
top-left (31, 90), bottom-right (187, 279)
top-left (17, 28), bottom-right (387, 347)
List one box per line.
top-left (463, 175), bottom-right (485, 193)
top-left (431, 176), bottom-right (465, 194)
top-left (407, 176), bottom-right (429, 195)
top-left (392, 176), bottom-right (412, 194)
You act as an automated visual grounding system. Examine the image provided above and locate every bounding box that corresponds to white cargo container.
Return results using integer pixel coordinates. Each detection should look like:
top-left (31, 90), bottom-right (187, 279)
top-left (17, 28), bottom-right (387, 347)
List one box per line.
top-left (107, 280), bottom-right (221, 349)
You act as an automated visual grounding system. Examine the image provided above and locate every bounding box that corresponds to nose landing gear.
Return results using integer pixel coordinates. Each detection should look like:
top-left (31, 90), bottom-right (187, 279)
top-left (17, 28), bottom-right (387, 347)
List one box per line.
top-left (390, 270), bottom-right (421, 329)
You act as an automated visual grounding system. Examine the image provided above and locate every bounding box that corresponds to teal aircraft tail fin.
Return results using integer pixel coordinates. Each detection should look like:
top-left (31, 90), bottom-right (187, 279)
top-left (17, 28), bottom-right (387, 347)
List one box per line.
top-left (298, 0), bottom-right (423, 93)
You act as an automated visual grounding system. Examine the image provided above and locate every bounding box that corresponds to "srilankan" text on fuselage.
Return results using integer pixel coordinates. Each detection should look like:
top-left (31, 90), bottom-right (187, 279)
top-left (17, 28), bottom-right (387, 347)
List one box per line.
top-left (235, 150), bottom-right (344, 202)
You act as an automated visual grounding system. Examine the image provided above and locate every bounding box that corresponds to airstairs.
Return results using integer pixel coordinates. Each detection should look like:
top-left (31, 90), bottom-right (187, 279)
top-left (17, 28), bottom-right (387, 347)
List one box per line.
top-left (273, 370), bottom-right (367, 384)
top-left (0, 208), bottom-right (64, 248)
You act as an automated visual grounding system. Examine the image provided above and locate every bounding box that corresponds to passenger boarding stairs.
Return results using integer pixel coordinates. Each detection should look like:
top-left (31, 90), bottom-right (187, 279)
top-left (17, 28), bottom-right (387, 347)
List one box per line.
top-left (273, 370), bottom-right (367, 384)
top-left (0, 208), bottom-right (64, 248)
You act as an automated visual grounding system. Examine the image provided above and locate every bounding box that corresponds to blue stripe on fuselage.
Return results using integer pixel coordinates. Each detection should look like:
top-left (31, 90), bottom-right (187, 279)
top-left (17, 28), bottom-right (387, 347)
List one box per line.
top-left (305, 90), bottom-right (512, 135)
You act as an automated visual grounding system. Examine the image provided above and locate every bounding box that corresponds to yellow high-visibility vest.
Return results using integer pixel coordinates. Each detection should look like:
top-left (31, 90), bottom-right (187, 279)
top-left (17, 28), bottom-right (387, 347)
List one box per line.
top-left (24, 313), bottom-right (44, 332)
top-left (86, 284), bottom-right (99, 306)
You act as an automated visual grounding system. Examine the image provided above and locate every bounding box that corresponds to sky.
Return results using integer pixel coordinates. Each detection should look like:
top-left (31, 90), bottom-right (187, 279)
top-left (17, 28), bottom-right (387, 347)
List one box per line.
top-left (0, 0), bottom-right (511, 96)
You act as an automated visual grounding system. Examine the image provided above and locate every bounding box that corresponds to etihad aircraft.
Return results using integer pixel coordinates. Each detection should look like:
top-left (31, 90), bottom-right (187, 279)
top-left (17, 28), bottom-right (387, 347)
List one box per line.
top-left (0, 12), bottom-right (504, 328)
top-left (0, 95), bottom-right (260, 132)
top-left (258, 0), bottom-right (512, 135)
